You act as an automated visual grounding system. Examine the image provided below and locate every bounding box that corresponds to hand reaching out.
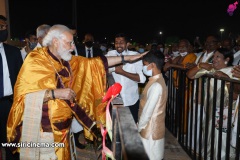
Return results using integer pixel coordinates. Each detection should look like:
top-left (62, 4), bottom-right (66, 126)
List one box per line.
top-left (125, 51), bottom-right (148, 62)
top-left (232, 65), bottom-right (240, 78)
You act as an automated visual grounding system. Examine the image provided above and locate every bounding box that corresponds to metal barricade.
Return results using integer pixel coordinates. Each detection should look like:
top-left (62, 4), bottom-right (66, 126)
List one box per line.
top-left (166, 67), bottom-right (240, 160)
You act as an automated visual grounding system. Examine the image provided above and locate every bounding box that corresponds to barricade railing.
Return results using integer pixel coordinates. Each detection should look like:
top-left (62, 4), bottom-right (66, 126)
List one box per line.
top-left (107, 74), bottom-right (149, 160)
top-left (166, 67), bottom-right (240, 160)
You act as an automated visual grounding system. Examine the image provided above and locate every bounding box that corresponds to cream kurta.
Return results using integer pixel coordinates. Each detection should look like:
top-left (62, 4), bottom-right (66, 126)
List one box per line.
top-left (138, 74), bottom-right (167, 160)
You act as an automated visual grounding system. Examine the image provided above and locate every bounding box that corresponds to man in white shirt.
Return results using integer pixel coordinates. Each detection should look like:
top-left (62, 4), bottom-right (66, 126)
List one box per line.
top-left (20, 30), bottom-right (37, 60)
top-left (105, 33), bottom-right (146, 123)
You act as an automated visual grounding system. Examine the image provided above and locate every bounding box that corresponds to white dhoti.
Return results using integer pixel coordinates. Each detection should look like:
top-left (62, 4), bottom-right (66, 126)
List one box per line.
top-left (141, 136), bottom-right (164, 160)
top-left (70, 117), bottom-right (83, 133)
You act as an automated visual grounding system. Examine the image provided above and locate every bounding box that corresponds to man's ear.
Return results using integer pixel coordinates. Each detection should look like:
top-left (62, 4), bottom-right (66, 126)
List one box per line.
top-left (226, 57), bottom-right (230, 62)
top-left (127, 42), bottom-right (131, 48)
top-left (25, 38), bottom-right (30, 43)
top-left (151, 62), bottom-right (156, 68)
top-left (52, 37), bottom-right (59, 47)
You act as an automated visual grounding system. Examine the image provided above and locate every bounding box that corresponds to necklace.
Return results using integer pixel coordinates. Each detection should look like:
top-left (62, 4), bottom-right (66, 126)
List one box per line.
top-left (45, 50), bottom-right (73, 89)
top-left (44, 49), bottom-right (75, 144)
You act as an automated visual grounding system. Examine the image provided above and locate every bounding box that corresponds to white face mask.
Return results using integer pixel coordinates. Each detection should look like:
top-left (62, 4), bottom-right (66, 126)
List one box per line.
top-left (172, 51), bottom-right (179, 57)
top-left (180, 52), bottom-right (188, 57)
top-left (159, 48), bottom-right (164, 53)
top-left (142, 64), bottom-right (153, 76)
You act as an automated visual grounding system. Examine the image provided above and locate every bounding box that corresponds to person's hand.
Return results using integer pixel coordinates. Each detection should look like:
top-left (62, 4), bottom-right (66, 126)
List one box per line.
top-left (185, 62), bottom-right (196, 69)
top-left (54, 88), bottom-right (76, 102)
top-left (214, 71), bottom-right (229, 78)
top-left (126, 51), bottom-right (148, 62)
top-left (115, 65), bottom-right (124, 74)
top-left (163, 62), bottom-right (171, 71)
top-left (232, 65), bottom-right (240, 78)
top-left (199, 62), bottom-right (212, 71)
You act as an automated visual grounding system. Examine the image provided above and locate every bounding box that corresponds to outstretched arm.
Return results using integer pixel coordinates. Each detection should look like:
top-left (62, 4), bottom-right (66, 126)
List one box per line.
top-left (106, 51), bottom-right (148, 67)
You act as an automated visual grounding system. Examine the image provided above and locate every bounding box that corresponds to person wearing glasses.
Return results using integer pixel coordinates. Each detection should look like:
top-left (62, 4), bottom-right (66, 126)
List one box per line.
top-left (6, 24), bottom-right (146, 160)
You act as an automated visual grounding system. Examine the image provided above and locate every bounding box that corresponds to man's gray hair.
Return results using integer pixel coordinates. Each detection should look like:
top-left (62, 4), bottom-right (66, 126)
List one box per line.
top-left (42, 24), bottom-right (70, 47)
top-left (36, 24), bottom-right (51, 38)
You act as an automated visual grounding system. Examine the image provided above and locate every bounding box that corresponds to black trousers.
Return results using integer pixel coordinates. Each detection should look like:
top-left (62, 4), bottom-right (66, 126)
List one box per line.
top-left (126, 100), bottom-right (140, 124)
top-left (0, 96), bottom-right (19, 160)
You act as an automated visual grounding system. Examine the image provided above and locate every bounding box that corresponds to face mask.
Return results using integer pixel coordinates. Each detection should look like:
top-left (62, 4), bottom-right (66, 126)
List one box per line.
top-left (159, 48), bottom-right (164, 52)
top-left (0, 29), bottom-right (8, 42)
top-left (180, 52), bottom-right (188, 57)
top-left (142, 64), bottom-right (153, 76)
top-left (29, 41), bottom-right (37, 50)
top-left (85, 41), bottom-right (93, 48)
top-left (100, 45), bottom-right (106, 52)
top-left (172, 51), bottom-right (179, 57)
top-left (138, 48), bottom-right (145, 53)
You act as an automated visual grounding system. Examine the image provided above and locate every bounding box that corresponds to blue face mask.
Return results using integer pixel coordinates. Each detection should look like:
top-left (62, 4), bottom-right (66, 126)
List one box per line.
top-left (100, 45), bottom-right (107, 52)
top-left (29, 41), bottom-right (37, 50)
top-left (138, 48), bottom-right (145, 53)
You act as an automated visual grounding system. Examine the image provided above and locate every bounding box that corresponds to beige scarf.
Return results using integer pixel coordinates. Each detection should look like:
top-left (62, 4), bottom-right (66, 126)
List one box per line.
top-left (20, 90), bottom-right (57, 160)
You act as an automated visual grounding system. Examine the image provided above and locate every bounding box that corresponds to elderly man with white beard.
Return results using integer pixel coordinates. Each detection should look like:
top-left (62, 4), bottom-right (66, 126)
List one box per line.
top-left (6, 24), bottom-right (146, 160)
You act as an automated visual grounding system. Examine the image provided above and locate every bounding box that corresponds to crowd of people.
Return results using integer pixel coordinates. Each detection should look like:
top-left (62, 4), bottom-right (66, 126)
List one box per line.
top-left (1, 13), bottom-right (240, 160)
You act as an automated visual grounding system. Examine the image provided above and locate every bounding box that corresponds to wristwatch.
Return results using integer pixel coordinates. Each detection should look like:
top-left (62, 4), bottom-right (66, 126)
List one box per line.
top-left (121, 55), bottom-right (126, 65)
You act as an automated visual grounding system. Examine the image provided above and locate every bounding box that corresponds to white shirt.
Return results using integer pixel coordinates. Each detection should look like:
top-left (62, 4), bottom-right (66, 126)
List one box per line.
top-left (233, 50), bottom-right (240, 65)
top-left (0, 43), bottom-right (13, 96)
top-left (22, 43), bottom-right (42, 60)
top-left (34, 42), bottom-right (42, 49)
top-left (195, 51), bottom-right (214, 63)
top-left (20, 47), bottom-right (27, 60)
top-left (105, 50), bottom-right (146, 106)
top-left (85, 47), bottom-right (93, 58)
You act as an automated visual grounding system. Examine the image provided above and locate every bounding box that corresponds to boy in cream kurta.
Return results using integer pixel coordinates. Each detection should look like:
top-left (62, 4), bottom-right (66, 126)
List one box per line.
top-left (138, 50), bottom-right (167, 160)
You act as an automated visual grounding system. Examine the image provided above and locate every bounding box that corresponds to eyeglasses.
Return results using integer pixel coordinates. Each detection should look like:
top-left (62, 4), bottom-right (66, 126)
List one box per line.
top-left (0, 24), bottom-right (8, 30)
top-left (70, 41), bottom-right (75, 46)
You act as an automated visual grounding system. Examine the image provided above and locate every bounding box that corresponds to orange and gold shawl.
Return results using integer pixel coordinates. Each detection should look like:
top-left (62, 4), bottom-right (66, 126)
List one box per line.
top-left (7, 47), bottom-right (107, 155)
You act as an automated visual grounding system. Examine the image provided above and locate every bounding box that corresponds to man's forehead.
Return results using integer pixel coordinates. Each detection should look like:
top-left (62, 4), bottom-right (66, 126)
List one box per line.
top-left (62, 32), bottom-right (73, 41)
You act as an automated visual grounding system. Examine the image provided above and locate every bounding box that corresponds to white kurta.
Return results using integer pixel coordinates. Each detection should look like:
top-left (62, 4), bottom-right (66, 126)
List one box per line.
top-left (138, 82), bottom-right (165, 160)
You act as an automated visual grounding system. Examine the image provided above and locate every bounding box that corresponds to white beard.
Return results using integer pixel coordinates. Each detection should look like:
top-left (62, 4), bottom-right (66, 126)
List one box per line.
top-left (58, 43), bottom-right (73, 61)
top-left (60, 52), bottom-right (72, 61)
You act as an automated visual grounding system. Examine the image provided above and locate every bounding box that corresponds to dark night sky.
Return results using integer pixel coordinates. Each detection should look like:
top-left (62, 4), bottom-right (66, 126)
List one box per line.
top-left (8, 0), bottom-right (240, 44)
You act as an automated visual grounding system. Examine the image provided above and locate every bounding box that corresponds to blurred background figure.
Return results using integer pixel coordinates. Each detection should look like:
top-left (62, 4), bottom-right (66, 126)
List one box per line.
top-left (77, 33), bottom-right (103, 57)
top-left (233, 40), bottom-right (240, 65)
top-left (193, 36), bottom-right (203, 57)
top-left (99, 42), bottom-right (107, 55)
top-left (137, 43), bottom-right (146, 53)
top-left (35, 24), bottom-right (51, 48)
top-left (169, 42), bottom-right (179, 60)
top-left (0, 15), bottom-right (23, 160)
top-left (66, 24), bottom-right (80, 56)
top-left (157, 42), bottom-right (165, 53)
top-left (20, 30), bottom-right (37, 60)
